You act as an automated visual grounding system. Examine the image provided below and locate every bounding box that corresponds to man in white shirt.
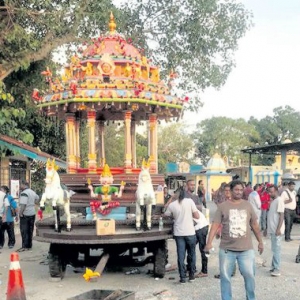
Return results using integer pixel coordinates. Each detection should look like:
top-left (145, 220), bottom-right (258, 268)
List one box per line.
top-left (248, 184), bottom-right (261, 225)
top-left (194, 210), bottom-right (209, 278)
top-left (265, 185), bottom-right (285, 277)
top-left (164, 188), bottom-right (199, 284)
top-left (281, 181), bottom-right (297, 242)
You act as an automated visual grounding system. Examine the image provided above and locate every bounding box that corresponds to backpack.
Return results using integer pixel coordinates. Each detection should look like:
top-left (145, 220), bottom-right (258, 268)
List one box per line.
top-left (6, 195), bottom-right (17, 217)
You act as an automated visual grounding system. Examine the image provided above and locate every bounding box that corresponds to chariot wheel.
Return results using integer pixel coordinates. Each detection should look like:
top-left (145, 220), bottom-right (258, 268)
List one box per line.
top-left (48, 244), bottom-right (67, 280)
top-left (153, 240), bottom-right (167, 278)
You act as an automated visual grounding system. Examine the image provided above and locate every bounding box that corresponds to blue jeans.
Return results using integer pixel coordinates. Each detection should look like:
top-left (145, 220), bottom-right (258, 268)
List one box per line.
top-left (175, 235), bottom-right (196, 280)
top-left (270, 234), bottom-right (282, 270)
top-left (219, 249), bottom-right (256, 300)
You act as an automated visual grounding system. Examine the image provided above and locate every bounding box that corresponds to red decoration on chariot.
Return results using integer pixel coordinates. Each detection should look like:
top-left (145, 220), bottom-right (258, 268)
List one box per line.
top-left (32, 89), bottom-right (42, 101)
top-left (89, 200), bottom-right (120, 216)
top-left (41, 67), bottom-right (52, 84)
top-left (70, 81), bottom-right (78, 95)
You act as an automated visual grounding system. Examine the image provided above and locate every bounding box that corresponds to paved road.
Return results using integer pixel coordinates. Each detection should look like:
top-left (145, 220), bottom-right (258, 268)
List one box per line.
top-left (1, 202), bottom-right (300, 300)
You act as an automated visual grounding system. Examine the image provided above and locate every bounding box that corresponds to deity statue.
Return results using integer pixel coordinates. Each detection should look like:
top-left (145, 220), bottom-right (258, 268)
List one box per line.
top-left (82, 62), bottom-right (94, 76)
top-left (88, 164), bottom-right (125, 220)
top-left (124, 63), bottom-right (132, 77)
top-left (150, 67), bottom-right (160, 82)
top-left (97, 53), bottom-right (115, 76)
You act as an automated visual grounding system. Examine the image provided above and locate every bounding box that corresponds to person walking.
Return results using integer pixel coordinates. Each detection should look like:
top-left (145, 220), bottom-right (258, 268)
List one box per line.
top-left (248, 184), bottom-right (261, 225)
top-left (0, 190), bottom-right (10, 250)
top-left (204, 180), bottom-right (263, 300)
top-left (259, 184), bottom-right (270, 231)
top-left (197, 180), bottom-right (207, 208)
top-left (243, 182), bottom-right (253, 200)
top-left (164, 188), bottom-right (199, 284)
top-left (194, 210), bottom-right (209, 278)
top-left (0, 186), bottom-right (18, 249)
top-left (17, 180), bottom-right (39, 252)
top-left (264, 185), bottom-right (284, 277)
top-left (164, 179), bottom-right (202, 211)
top-left (281, 181), bottom-right (297, 242)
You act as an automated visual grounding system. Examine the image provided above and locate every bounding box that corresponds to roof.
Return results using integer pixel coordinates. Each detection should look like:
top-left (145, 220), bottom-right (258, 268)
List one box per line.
top-left (241, 141), bottom-right (300, 155)
top-left (0, 134), bottom-right (67, 169)
top-left (34, 13), bottom-right (186, 121)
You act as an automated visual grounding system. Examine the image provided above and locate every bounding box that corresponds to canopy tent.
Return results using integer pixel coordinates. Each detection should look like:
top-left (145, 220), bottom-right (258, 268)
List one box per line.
top-left (241, 141), bottom-right (300, 181)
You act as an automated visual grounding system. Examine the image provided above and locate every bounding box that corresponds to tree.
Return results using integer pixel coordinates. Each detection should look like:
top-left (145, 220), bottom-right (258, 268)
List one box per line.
top-left (0, 81), bottom-right (33, 144)
top-left (124, 0), bottom-right (253, 110)
top-left (194, 117), bottom-right (259, 166)
top-left (0, 0), bottom-right (117, 81)
top-left (249, 106), bottom-right (300, 145)
top-left (157, 123), bottom-right (195, 173)
top-left (1, 1), bottom-right (252, 106)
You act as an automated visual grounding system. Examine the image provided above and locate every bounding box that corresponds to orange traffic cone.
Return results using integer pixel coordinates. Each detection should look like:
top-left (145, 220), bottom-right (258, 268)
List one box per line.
top-left (6, 252), bottom-right (27, 300)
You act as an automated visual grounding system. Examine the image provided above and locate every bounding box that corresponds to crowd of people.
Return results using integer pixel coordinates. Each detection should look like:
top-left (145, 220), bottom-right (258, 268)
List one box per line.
top-left (164, 178), bottom-right (300, 300)
top-left (0, 180), bottom-right (39, 253)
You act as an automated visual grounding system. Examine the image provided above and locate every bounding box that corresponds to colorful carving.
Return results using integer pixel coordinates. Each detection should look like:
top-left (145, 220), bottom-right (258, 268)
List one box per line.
top-left (97, 53), bottom-right (115, 76)
top-left (136, 158), bottom-right (156, 230)
top-left (88, 164), bottom-right (125, 220)
top-left (40, 159), bottom-right (72, 232)
top-left (82, 62), bottom-right (94, 76)
top-left (124, 63), bottom-right (132, 78)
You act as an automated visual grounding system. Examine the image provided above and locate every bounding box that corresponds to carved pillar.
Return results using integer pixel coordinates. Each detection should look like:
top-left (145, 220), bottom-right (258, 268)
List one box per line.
top-left (148, 114), bottom-right (158, 174)
top-left (65, 113), bottom-right (76, 173)
top-left (131, 120), bottom-right (137, 169)
top-left (87, 110), bottom-right (97, 173)
top-left (124, 111), bottom-right (132, 173)
top-left (97, 121), bottom-right (105, 166)
top-left (74, 119), bottom-right (81, 169)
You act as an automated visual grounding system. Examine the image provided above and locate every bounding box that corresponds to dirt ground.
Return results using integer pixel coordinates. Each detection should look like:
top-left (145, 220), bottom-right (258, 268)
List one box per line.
top-left (1, 203), bottom-right (300, 300)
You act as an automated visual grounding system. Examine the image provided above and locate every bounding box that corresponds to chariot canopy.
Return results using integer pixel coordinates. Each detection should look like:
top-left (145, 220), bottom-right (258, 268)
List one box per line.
top-left (33, 13), bottom-right (187, 175)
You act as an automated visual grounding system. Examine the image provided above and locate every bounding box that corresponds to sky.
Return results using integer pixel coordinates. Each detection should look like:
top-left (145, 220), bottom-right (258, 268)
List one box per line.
top-left (184, 0), bottom-right (300, 126)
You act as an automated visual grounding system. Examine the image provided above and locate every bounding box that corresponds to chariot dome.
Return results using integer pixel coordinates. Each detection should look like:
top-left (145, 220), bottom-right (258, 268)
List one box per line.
top-left (33, 13), bottom-right (187, 175)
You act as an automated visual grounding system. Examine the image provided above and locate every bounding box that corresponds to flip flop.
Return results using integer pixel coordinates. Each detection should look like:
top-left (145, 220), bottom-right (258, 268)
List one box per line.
top-left (16, 248), bottom-right (26, 252)
top-left (125, 268), bottom-right (141, 275)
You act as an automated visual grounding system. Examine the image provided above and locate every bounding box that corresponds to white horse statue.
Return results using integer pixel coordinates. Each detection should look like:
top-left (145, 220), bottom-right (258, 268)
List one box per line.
top-left (40, 159), bottom-right (72, 232)
top-left (136, 159), bottom-right (156, 231)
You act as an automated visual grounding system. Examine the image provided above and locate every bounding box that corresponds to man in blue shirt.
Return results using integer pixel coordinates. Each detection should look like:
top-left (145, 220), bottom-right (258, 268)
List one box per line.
top-left (0, 186), bottom-right (18, 249)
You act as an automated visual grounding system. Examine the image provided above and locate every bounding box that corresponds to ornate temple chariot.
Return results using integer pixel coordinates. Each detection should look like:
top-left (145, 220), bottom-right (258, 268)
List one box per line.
top-left (33, 13), bottom-right (187, 280)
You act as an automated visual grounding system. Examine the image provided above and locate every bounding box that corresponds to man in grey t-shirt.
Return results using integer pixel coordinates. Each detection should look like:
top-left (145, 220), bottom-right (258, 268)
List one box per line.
top-left (17, 180), bottom-right (39, 252)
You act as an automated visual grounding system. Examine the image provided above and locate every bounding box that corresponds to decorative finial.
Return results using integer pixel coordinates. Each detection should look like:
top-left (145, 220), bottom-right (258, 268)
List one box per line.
top-left (101, 164), bottom-right (112, 177)
top-left (109, 12), bottom-right (117, 34)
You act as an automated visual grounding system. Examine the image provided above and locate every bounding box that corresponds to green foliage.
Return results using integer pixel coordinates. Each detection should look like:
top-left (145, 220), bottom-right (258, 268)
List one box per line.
top-left (194, 117), bottom-right (259, 166)
top-left (157, 123), bottom-right (195, 173)
top-left (0, 81), bottom-right (33, 143)
top-left (104, 124), bottom-right (125, 167)
top-left (136, 132), bottom-right (148, 167)
top-left (123, 0), bottom-right (253, 110)
top-left (3, 61), bottom-right (66, 158)
top-left (1, 1), bottom-right (252, 112)
top-left (249, 105), bottom-right (300, 145)
top-left (30, 161), bottom-right (46, 197)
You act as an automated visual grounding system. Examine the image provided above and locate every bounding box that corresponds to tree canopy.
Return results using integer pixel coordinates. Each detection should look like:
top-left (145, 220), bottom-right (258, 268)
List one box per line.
top-left (194, 116), bottom-right (258, 165)
top-left (1, 0), bottom-right (252, 107)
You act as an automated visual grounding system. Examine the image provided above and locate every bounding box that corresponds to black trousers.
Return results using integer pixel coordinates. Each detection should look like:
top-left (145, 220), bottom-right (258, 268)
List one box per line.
top-left (20, 215), bottom-right (35, 249)
top-left (195, 226), bottom-right (209, 274)
top-left (284, 208), bottom-right (296, 240)
top-left (0, 221), bottom-right (15, 247)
